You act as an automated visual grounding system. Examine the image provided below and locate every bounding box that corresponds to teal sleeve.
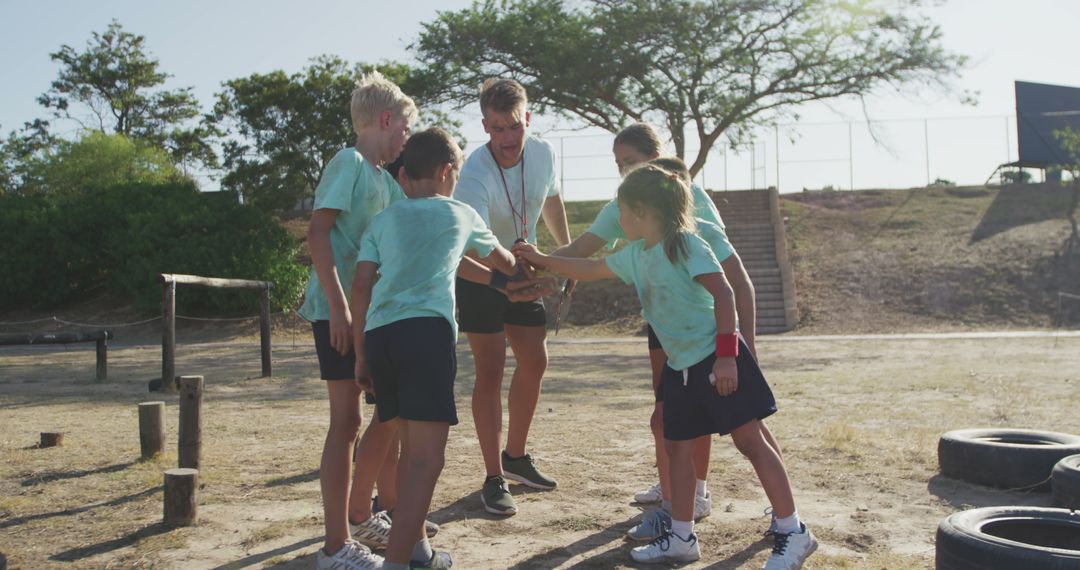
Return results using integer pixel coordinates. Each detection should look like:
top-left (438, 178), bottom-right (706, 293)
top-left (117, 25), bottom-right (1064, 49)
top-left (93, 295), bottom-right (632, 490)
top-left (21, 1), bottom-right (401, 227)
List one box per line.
top-left (585, 199), bottom-right (626, 247)
top-left (388, 178), bottom-right (407, 204)
top-left (696, 220), bottom-right (735, 263)
top-left (683, 234), bottom-right (723, 279)
top-left (466, 211), bottom-right (500, 258)
top-left (691, 184), bottom-right (724, 229)
top-left (313, 152), bottom-right (358, 213)
top-left (603, 245), bottom-right (636, 284)
top-left (356, 225), bottom-right (381, 265)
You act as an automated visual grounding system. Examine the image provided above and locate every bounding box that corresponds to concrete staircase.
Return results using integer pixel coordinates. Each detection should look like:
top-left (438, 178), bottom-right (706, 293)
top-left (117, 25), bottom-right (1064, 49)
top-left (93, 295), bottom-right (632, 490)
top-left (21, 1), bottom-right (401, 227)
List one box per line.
top-left (711, 188), bottom-right (797, 334)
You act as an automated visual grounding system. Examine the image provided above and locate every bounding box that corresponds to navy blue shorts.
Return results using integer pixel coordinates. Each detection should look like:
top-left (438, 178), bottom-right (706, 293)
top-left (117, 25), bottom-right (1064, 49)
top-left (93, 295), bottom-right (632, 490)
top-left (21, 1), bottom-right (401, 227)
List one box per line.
top-left (365, 317), bottom-right (458, 425)
top-left (456, 277), bottom-right (545, 333)
top-left (657, 337), bottom-right (777, 440)
top-left (312, 320), bottom-right (355, 380)
top-left (646, 324), bottom-right (663, 351)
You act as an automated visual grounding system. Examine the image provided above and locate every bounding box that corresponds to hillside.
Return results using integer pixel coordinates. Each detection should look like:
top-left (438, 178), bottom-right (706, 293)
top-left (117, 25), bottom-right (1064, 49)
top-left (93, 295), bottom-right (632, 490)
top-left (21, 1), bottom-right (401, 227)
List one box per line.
top-left (783, 183), bottom-right (1080, 333)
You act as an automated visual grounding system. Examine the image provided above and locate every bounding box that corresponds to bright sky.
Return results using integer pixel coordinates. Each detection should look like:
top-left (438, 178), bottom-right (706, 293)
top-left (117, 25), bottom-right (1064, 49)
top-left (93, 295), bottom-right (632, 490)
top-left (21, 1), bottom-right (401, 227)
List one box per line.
top-left (1, 0), bottom-right (1077, 198)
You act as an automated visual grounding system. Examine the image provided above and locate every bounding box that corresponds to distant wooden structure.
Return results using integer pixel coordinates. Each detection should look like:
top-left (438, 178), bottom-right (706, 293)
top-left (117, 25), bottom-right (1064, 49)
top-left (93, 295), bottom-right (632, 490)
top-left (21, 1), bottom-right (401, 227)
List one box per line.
top-left (0, 330), bottom-right (113, 381)
top-left (158, 274), bottom-right (273, 392)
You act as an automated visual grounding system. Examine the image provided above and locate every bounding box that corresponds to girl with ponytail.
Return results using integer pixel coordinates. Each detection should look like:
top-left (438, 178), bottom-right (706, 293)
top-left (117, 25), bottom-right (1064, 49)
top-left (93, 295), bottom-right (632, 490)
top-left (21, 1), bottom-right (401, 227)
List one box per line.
top-left (515, 165), bottom-right (817, 568)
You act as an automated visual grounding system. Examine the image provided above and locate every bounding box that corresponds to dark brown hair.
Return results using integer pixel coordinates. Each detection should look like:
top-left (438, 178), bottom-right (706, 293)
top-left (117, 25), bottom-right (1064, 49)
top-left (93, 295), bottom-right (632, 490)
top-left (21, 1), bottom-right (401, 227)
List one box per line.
top-left (614, 123), bottom-right (664, 157)
top-left (402, 128), bottom-right (463, 180)
top-left (479, 78), bottom-right (528, 118)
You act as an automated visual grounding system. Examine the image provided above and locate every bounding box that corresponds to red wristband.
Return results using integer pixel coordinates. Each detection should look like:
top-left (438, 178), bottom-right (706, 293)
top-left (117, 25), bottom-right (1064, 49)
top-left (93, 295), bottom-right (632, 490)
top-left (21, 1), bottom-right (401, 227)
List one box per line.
top-left (716, 333), bottom-right (739, 358)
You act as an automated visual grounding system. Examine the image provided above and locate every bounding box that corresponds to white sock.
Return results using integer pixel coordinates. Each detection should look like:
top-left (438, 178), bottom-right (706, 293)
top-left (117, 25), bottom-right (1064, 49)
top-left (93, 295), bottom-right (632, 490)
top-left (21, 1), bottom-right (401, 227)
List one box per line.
top-left (696, 479), bottom-right (708, 497)
top-left (412, 536), bottom-right (433, 563)
top-left (670, 519), bottom-right (694, 540)
top-left (775, 510), bottom-right (801, 534)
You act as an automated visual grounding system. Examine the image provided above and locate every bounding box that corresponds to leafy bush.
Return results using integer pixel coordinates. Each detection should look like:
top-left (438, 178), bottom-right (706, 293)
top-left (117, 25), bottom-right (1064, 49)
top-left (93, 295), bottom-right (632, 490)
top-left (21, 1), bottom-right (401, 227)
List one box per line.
top-left (0, 181), bottom-right (306, 314)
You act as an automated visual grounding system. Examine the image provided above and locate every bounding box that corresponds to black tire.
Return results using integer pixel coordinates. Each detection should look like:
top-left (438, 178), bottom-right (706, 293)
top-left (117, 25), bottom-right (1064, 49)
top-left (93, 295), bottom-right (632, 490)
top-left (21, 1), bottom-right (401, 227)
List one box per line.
top-left (1053, 454), bottom-right (1080, 509)
top-left (938, 429), bottom-right (1080, 490)
top-left (936, 507), bottom-right (1080, 569)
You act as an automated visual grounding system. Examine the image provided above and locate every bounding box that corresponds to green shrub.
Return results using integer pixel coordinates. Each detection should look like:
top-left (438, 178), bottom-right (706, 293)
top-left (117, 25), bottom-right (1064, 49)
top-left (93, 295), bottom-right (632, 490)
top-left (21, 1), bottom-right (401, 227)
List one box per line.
top-left (0, 181), bottom-right (306, 314)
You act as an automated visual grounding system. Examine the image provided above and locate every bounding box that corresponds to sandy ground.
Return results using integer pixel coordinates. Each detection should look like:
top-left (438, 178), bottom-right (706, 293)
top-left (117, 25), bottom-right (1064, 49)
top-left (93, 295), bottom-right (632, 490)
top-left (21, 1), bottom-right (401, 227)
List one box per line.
top-left (1, 333), bottom-right (1079, 569)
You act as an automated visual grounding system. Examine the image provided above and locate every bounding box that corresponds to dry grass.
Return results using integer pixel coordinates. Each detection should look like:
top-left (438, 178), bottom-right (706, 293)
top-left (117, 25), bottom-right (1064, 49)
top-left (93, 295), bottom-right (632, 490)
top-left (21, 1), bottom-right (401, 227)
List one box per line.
top-left (1, 334), bottom-right (1079, 568)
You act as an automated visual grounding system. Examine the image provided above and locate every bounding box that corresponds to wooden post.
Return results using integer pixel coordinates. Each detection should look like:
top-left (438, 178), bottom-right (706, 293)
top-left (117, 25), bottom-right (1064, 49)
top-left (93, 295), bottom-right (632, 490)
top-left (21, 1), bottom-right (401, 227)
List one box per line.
top-left (178, 375), bottom-right (203, 469)
top-left (95, 335), bottom-right (108, 382)
top-left (39, 432), bottom-right (64, 447)
top-left (163, 468), bottom-right (198, 526)
top-left (259, 285), bottom-right (272, 377)
top-left (139, 401), bottom-right (165, 459)
top-left (162, 279), bottom-right (177, 393)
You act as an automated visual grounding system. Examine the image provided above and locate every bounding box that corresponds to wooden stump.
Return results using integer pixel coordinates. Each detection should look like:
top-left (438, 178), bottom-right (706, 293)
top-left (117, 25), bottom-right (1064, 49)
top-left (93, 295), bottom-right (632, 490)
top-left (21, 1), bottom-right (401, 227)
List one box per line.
top-left (39, 432), bottom-right (64, 448)
top-left (95, 335), bottom-right (108, 382)
top-left (138, 401), bottom-right (165, 459)
top-left (178, 375), bottom-right (203, 469)
top-left (163, 468), bottom-right (198, 526)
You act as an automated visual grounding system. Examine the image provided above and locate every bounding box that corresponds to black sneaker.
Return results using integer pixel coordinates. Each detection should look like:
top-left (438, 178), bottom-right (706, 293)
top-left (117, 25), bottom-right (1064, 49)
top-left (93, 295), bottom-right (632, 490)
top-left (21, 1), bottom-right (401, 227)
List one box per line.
top-left (501, 451), bottom-right (557, 490)
top-left (373, 495), bottom-right (440, 538)
top-left (481, 475), bottom-right (518, 516)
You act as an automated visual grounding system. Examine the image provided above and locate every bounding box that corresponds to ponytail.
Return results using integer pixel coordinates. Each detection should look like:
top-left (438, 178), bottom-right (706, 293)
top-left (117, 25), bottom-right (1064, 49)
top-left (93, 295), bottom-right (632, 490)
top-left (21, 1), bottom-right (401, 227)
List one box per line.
top-left (617, 164), bottom-right (694, 263)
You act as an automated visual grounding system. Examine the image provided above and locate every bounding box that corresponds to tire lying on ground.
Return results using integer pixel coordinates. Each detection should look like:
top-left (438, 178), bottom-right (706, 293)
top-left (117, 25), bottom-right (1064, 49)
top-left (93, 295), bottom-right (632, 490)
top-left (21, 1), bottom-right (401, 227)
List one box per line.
top-left (936, 507), bottom-right (1080, 570)
top-left (938, 429), bottom-right (1080, 490)
top-left (1052, 454), bottom-right (1080, 509)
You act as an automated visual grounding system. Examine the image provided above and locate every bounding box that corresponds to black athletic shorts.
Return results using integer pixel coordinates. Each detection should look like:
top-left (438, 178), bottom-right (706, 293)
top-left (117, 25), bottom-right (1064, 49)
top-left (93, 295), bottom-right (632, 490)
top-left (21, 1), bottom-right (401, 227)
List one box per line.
top-left (657, 337), bottom-right (777, 440)
top-left (365, 317), bottom-right (458, 425)
top-left (646, 324), bottom-right (663, 351)
top-left (456, 277), bottom-right (545, 333)
top-left (312, 320), bottom-right (355, 380)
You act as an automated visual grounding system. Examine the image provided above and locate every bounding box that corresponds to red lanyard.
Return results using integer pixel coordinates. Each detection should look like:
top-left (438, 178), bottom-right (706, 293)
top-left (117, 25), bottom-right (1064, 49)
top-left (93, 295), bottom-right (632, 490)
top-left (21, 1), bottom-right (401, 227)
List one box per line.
top-left (488, 142), bottom-right (527, 241)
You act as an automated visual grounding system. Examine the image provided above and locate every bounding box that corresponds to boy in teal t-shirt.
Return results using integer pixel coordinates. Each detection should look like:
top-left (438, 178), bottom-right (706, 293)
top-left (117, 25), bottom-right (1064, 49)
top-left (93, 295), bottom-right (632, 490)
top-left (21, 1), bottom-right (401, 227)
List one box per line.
top-left (351, 128), bottom-right (518, 570)
top-left (304, 71), bottom-right (416, 570)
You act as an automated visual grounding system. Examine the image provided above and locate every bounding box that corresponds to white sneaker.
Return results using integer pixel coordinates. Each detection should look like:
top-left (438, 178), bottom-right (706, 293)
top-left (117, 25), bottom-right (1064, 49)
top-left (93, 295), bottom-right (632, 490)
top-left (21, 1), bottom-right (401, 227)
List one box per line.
top-left (694, 490), bottom-right (712, 520)
top-left (317, 539), bottom-right (384, 569)
top-left (349, 511), bottom-right (392, 550)
top-left (763, 523), bottom-right (818, 570)
top-left (630, 531), bottom-right (700, 564)
top-left (634, 482), bottom-right (662, 504)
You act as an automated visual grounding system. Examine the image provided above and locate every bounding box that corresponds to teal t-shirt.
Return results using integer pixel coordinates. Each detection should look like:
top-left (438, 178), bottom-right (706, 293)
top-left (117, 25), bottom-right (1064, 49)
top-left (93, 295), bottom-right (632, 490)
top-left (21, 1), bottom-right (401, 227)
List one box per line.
top-left (454, 136), bottom-right (560, 248)
top-left (297, 148), bottom-right (406, 322)
top-left (357, 196), bottom-right (500, 338)
top-left (586, 183), bottom-right (724, 248)
top-left (604, 233), bottom-right (723, 370)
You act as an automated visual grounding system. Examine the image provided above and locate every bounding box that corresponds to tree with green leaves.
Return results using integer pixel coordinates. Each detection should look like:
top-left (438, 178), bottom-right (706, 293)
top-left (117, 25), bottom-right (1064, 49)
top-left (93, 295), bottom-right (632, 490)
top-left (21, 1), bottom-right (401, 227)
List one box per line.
top-left (210, 56), bottom-right (458, 211)
top-left (413, 0), bottom-right (966, 175)
top-left (37, 20), bottom-right (215, 171)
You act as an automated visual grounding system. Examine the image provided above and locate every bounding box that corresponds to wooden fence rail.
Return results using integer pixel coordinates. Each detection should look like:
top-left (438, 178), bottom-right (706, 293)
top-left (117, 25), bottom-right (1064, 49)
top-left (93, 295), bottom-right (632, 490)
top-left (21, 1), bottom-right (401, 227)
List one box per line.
top-left (158, 274), bottom-right (273, 392)
top-left (0, 330), bottom-right (113, 381)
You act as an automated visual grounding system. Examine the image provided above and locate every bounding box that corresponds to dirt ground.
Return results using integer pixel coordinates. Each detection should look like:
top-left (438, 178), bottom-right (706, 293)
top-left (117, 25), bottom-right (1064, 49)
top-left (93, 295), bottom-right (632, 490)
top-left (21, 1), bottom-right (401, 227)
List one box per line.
top-left (1, 332), bottom-right (1079, 569)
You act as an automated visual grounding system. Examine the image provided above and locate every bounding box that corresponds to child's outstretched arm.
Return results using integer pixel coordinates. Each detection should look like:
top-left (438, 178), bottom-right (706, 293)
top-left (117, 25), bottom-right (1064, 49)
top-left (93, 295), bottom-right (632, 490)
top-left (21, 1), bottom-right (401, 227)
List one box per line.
top-left (697, 272), bottom-right (739, 396)
top-left (308, 209), bottom-right (351, 355)
top-left (515, 243), bottom-right (616, 282)
top-left (350, 261), bottom-right (378, 392)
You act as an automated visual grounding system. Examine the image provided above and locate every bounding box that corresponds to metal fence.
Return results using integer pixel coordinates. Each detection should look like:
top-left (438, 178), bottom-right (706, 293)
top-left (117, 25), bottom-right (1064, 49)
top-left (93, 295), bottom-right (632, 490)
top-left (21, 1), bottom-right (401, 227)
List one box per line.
top-left (483, 114), bottom-right (1037, 202)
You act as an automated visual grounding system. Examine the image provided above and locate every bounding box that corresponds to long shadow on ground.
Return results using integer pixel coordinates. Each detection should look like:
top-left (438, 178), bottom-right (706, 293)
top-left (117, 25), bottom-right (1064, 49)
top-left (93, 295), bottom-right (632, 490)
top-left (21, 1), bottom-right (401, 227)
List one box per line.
top-left (927, 474), bottom-right (1056, 510)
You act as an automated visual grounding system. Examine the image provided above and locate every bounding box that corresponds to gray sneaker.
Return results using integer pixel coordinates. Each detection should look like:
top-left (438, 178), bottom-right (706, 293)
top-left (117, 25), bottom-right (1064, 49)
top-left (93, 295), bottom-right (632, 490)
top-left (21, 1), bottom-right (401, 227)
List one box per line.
top-left (349, 511), bottom-right (392, 549)
top-left (411, 550), bottom-right (453, 569)
top-left (627, 507), bottom-right (672, 542)
top-left (502, 451), bottom-right (557, 490)
top-left (481, 475), bottom-right (517, 516)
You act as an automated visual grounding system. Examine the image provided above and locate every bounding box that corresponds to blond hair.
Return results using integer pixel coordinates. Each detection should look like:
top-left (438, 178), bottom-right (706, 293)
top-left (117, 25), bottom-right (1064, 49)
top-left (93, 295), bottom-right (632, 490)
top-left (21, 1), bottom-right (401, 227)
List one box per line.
top-left (614, 123), bottom-right (664, 158)
top-left (350, 70), bottom-right (418, 134)
top-left (617, 164), bottom-right (695, 263)
top-left (479, 78), bottom-right (528, 120)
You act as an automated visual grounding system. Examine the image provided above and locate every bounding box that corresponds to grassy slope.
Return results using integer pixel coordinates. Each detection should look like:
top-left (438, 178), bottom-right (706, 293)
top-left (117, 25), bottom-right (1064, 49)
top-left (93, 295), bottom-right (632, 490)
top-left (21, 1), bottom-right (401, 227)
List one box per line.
top-left (783, 183), bottom-right (1080, 333)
